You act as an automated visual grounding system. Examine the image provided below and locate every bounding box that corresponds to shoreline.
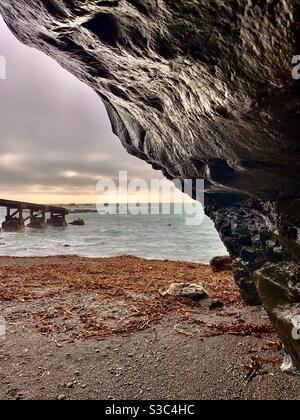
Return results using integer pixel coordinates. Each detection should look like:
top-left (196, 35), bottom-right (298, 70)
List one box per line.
top-left (0, 255), bottom-right (299, 400)
top-left (0, 211), bottom-right (228, 264)
top-left (0, 253), bottom-right (228, 266)
top-left (0, 253), bottom-right (226, 266)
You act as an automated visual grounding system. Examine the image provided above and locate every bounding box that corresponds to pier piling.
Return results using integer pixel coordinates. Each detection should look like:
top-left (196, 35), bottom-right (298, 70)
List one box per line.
top-left (0, 199), bottom-right (69, 231)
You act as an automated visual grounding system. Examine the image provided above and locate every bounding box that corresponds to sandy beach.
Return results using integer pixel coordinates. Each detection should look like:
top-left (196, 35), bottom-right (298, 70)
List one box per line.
top-left (0, 255), bottom-right (299, 400)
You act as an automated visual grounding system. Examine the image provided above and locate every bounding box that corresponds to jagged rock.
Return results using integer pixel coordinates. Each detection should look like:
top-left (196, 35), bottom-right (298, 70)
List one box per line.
top-left (165, 283), bottom-right (208, 301)
top-left (210, 256), bottom-right (233, 272)
top-left (1, 0), bottom-right (300, 370)
top-left (255, 262), bottom-right (300, 372)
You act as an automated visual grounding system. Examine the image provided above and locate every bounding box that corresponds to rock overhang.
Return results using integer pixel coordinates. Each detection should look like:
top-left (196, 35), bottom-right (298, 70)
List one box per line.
top-left (1, 0), bottom-right (300, 200)
top-left (1, 0), bottom-right (300, 371)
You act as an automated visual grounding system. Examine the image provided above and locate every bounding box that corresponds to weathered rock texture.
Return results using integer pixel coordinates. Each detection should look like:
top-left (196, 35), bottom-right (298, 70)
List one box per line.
top-left (165, 282), bottom-right (208, 301)
top-left (1, 0), bottom-right (300, 369)
top-left (210, 255), bottom-right (233, 273)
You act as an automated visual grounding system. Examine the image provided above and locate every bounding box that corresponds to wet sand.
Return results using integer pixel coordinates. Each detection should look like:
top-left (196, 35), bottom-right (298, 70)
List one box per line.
top-left (0, 256), bottom-right (299, 400)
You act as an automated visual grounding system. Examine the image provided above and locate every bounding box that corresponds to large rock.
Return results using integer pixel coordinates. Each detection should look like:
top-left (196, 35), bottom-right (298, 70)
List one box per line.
top-left (1, 0), bottom-right (300, 370)
top-left (210, 256), bottom-right (233, 273)
top-left (165, 283), bottom-right (208, 301)
top-left (255, 262), bottom-right (300, 372)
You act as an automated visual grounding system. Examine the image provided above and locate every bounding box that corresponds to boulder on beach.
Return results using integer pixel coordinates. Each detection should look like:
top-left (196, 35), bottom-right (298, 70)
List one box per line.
top-left (210, 256), bottom-right (233, 273)
top-left (165, 283), bottom-right (208, 301)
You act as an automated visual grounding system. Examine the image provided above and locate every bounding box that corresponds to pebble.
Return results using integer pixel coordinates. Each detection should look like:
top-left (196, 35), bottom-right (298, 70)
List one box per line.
top-left (67, 382), bottom-right (74, 389)
top-left (58, 394), bottom-right (67, 401)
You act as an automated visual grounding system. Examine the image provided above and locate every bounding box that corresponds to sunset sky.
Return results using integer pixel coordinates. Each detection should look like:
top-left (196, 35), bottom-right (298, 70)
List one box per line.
top-left (0, 16), bottom-right (191, 205)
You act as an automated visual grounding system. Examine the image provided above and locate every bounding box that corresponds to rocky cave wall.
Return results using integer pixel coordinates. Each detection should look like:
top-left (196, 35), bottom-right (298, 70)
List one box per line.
top-left (206, 194), bottom-right (300, 369)
top-left (1, 0), bottom-right (300, 369)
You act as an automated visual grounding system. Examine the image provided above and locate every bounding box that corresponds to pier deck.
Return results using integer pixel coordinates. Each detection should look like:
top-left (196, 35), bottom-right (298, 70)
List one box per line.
top-left (0, 199), bottom-right (69, 230)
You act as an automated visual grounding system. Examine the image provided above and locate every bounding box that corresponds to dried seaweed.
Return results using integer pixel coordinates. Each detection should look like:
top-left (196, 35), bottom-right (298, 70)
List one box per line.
top-left (0, 256), bottom-right (267, 342)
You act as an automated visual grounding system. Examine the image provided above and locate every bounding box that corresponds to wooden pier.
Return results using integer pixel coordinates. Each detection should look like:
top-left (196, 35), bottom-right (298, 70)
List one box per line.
top-left (0, 199), bottom-right (69, 230)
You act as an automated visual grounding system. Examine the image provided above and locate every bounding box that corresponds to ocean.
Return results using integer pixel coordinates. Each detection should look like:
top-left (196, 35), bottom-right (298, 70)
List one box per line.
top-left (0, 204), bottom-right (227, 263)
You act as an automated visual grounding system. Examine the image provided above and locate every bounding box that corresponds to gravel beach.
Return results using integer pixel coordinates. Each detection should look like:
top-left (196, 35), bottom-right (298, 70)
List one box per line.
top-left (0, 256), bottom-right (299, 400)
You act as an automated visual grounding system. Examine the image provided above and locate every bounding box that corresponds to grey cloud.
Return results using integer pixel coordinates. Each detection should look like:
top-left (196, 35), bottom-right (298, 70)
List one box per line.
top-left (0, 16), bottom-right (162, 199)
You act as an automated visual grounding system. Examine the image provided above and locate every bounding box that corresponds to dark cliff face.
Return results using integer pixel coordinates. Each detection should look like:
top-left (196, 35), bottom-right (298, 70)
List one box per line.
top-left (1, 0), bottom-right (300, 198)
top-left (1, 0), bottom-right (300, 370)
